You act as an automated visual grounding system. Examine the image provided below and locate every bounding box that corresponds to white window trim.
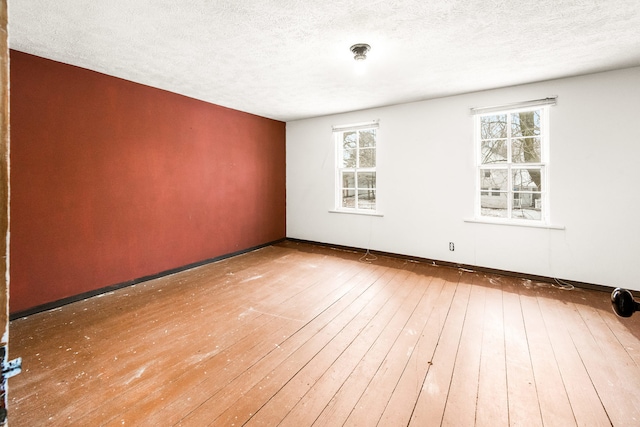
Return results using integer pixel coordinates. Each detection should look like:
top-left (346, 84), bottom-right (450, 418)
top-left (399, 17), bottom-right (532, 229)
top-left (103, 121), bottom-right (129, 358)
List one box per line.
top-left (464, 217), bottom-right (565, 229)
top-left (470, 97), bottom-right (557, 115)
top-left (329, 209), bottom-right (384, 217)
top-left (332, 120), bottom-right (379, 132)
top-left (473, 102), bottom-right (553, 225)
top-left (332, 120), bottom-right (381, 216)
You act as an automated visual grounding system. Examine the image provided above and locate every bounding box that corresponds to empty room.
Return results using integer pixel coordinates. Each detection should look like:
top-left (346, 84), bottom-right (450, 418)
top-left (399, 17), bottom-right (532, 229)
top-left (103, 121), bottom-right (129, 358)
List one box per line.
top-left (3, 0), bottom-right (640, 426)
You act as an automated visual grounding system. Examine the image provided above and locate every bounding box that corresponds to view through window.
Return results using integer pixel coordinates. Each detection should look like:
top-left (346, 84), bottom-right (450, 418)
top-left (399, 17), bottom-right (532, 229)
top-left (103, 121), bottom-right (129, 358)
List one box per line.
top-left (476, 104), bottom-right (551, 222)
top-left (335, 124), bottom-right (378, 212)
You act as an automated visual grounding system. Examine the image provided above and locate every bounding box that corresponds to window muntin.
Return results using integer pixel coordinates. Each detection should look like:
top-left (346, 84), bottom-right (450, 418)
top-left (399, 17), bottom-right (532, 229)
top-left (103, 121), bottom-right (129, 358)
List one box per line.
top-left (477, 107), bottom-right (548, 222)
top-left (336, 126), bottom-right (377, 211)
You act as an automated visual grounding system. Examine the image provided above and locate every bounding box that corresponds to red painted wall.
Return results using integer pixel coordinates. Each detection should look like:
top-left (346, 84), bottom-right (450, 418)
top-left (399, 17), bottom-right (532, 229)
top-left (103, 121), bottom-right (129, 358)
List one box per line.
top-left (9, 51), bottom-right (286, 314)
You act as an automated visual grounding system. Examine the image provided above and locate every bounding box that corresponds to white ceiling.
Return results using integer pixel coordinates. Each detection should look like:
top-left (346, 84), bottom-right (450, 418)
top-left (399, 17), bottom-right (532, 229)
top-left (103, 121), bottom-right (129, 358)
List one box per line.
top-left (9, 0), bottom-right (640, 122)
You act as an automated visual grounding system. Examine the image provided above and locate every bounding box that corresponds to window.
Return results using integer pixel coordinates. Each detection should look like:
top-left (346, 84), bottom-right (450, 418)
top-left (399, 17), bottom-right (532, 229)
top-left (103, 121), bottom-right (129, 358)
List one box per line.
top-left (334, 121), bottom-right (378, 212)
top-left (473, 98), bottom-right (555, 223)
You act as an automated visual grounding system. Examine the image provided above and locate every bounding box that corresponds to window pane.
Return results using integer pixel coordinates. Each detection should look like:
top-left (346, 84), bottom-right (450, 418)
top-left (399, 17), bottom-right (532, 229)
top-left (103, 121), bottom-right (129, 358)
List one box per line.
top-left (359, 129), bottom-right (376, 147)
top-left (480, 168), bottom-right (507, 217)
top-left (480, 192), bottom-right (507, 218)
top-left (480, 114), bottom-right (507, 139)
top-left (343, 132), bottom-right (357, 149)
top-left (342, 149), bottom-right (356, 167)
top-left (512, 194), bottom-right (542, 220)
top-left (481, 139), bottom-right (507, 164)
top-left (357, 172), bottom-right (376, 189)
top-left (342, 189), bottom-right (355, 208)
top-left (342, 172), bottom-right (355, 188)
top-left (512, 192), bottom-right (539, 208)
top-left (511, 110), bottom-right (540, 137)
top-left (480, 169), bottom-right (508, 192)
top-left (512, 138), bottom-right (541, 163)
top-left (357, 189), bottom-right (376, 210)
top-left (359, 148), bottom-right (376, 168)
top-left (513, 168), bottom-right (542, 191)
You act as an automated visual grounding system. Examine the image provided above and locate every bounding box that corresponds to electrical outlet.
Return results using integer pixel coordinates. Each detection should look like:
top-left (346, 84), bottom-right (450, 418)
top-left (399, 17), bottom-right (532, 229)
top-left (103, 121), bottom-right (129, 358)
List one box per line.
top-left (449, 242), bottom-right (455, 251)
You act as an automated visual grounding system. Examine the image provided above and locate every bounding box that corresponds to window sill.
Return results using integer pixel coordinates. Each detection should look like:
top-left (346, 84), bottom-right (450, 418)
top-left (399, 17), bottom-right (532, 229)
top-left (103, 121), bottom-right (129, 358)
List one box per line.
top-left (464, 218), bottom-right (565, 230)
top-left (329, 209), bottom-right (384, 217)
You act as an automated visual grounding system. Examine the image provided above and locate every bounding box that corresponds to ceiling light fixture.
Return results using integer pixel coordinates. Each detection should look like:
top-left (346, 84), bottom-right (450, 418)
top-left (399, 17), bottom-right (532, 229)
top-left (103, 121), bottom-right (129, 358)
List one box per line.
top-left (350, 43), bottom-right (371, 61)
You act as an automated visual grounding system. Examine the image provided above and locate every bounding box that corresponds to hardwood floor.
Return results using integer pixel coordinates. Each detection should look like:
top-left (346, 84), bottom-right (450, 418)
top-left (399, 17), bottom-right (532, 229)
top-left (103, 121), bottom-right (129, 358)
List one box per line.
top-left (8, 241), bottom-right (640, 426)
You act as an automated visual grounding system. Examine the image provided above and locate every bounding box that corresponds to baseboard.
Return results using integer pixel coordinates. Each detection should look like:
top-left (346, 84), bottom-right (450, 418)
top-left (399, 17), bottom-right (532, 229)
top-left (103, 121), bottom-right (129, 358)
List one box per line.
top-left (10, 238), bottom-right (286, 320)
top-left (284, 238), bottom-right (614, 294)
top-left (12, 236), bottom-right (613, 320)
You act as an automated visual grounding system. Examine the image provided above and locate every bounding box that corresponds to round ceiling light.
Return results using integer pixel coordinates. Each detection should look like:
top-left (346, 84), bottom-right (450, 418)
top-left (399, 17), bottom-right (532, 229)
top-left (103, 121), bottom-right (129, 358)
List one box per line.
top-left (350, 44), bottom-right (371, 61)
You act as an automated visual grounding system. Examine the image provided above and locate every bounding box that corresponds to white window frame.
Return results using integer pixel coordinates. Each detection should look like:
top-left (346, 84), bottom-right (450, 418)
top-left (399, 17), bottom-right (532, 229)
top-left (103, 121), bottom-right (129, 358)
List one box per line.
top-left (333, 121), bottom-right (379, 215)
top-left (473, 99), bottom-right (555, 225)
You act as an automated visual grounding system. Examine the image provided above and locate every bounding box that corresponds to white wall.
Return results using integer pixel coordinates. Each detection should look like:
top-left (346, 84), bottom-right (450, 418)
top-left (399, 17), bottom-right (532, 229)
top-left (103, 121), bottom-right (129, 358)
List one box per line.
top-left (286, 67), bottom-right (640, 290)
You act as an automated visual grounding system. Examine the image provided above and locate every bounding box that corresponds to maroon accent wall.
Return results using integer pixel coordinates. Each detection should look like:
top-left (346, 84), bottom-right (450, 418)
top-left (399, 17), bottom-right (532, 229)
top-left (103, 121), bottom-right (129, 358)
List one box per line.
top-left (9, 51), bottom-right (286, 314)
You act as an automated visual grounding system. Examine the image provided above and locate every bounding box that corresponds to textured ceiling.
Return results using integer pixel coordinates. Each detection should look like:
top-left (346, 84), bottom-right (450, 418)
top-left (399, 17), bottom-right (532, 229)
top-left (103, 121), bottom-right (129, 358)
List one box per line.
top-left (9, 0), bottom-right (640, 121)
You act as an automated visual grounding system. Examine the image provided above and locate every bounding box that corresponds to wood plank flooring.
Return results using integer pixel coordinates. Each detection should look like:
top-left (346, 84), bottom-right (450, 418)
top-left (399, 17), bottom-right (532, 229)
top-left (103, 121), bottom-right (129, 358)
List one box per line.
top-left (8, 241), bottom-right (640, 426)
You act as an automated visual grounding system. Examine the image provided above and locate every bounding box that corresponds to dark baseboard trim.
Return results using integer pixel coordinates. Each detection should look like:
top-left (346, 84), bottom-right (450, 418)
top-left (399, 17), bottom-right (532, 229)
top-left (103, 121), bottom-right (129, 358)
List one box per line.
top-left (12, 236), bottom-right (613, 320)
top-left (10, 238), bottom-right (286, 320)
top-left (284, 238), bottom-right (614, 294)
